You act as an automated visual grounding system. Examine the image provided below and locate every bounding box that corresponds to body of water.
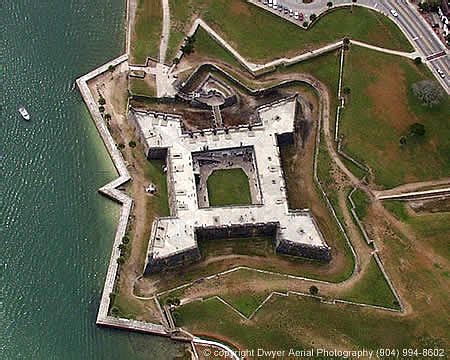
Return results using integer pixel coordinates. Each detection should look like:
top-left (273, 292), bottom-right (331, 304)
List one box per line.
top-left (1, 1), bottom-right (181, 358)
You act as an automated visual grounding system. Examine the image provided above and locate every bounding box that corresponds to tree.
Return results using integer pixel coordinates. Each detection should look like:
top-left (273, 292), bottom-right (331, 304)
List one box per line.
top-left (181, 35), bottom-right (195, 55)
top-left (327, 1), bottom-right (333, 7)
top-left (399, 136), bottom-right (407, 146)
top-left (309, 285), bottom-right (319, 295)
top-left (302, 21), bottom-right (309, 28)
top-left (122, 235), bottom-right (130, 244)
top-left (98, 97), bottom-right (106, 105)
top-left (111, 306), bottom-right (120, 316)
top-left (309, 13), bottom-right (317, 22)
top-left (98, 105), bottom-right (105, 113)
top-left (412, 80), bottom-right (444, 107)
top-left (409, 123), bottom-right (426, 137)
top-left (343, 86), bottom-right (351, 95)
top-left (117, 256), bottom-right (125, 265)
top-left (128, 140), bottom-right (137, 148)
top-left (104, 113), bottom-right (112, 121)
top-left (414, 57), bottom-right (422, 65)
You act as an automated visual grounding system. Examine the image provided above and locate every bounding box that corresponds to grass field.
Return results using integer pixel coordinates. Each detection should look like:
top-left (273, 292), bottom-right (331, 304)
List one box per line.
top-left (144, 159), bottom-right (170, 216)
top-left (167, 1), bottom-right (413, 63)
top-left (340, 46), bottom-right (450, 188)
top-left (175, 293), bottom-right (444, 351)
top-left (207, 168), bottom-right (252, 206)
top-left (340, 257), bottom-right (399, 309)
top-left (129, 77), bottom-right (157, 97)
top-left (188, 26), bottom-right (244, 70)
top-left (131, 0), bottom-right (162, 64)
top-left (351, 188), bottom-right (370, 220)
top-left (384, 201), bottom-right (450, 261)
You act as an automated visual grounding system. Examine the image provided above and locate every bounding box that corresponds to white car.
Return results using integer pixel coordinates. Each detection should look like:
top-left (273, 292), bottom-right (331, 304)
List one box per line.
top-left (437, 69), bottom-right (446, 79)
top-left (390, 9), bottom-right (399, 17)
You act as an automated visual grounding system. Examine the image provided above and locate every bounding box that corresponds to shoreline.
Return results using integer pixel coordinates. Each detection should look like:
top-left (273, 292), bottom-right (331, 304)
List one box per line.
top-left (76, 54), bottom-right (173, 337)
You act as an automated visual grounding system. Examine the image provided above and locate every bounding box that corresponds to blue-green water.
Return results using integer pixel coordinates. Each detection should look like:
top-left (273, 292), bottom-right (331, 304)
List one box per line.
top-left (1, 1), bottom-right (181, 358)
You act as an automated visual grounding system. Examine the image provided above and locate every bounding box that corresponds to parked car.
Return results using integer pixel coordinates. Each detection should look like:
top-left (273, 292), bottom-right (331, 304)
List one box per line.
top-left (289, 9), bottom-right (294, 17)
top-left (437, 69), bottom-right (446, 78)
top-left (294, 11), bottom-right (299, 20)
top-left (299, 12), bottom-right (304, 21)
top-left (390, 9), bottom-right (399, 17)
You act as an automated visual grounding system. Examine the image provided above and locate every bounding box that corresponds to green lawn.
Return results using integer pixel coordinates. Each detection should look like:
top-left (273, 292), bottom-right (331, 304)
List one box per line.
top-left (175, 293), bottom-right (442, 352)
top-left (190, 26), bottom-right (244, 70)
top-left (351, 188), bottom-right (370, 220)
top-left (129, 77), bottom-right (156, 97)
top-left (340, 257), bottom-right (399, 309)
top-left (207, 168), bottom-right (252, 206)
top-left (340, 46), bottom-right (450, 188)
top-left (221, 292), bottom-right (269, 318)
top-left (167, 1), bottom-right (413, 63)
top-left (384, 201), bottom-right (450, 261)
top-left (131, 0), bottom-right (162, 64)
top-left (144, 159), bottom-right (170, 216)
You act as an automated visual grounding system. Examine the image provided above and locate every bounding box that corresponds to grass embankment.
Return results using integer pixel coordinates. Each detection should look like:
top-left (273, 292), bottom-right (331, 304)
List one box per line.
top-left (144, 159), bottom-right (170, 216)
top-left (384, 201), bottom-right (450, 261)
top-left (131, 0), bottom-right (162, 64)
top-left (175, 294), bottom-right (435, 352)
top-left (340, 46), bottom-right (450, 188)
top-left (192, 27), bottom-right (244, 70)
top-left (351, 188), bottom-right (370, 220)
top-left (207, 168), bottom-right (252, 206)
top-left (340, 257), bottom-right (399, 309)
top-left (129, 77), bottom-right (157, 97)
top-left (167, 1), bottom-right (412, 63)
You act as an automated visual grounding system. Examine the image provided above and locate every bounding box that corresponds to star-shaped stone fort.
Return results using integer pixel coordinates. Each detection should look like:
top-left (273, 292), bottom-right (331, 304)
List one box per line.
top-left (130, 95), bottom-right (331, 274)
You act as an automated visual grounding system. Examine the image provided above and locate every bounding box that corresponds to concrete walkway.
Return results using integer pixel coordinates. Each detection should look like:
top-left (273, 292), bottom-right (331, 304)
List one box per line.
top-left (351, 40), bottom-right (419, 59)
top-left (159, 0), bottom-right (170, 64)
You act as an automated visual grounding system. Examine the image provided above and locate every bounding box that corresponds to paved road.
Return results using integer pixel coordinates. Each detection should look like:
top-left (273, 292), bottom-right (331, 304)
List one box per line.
top-left (260, 0), bottom-right (449, 92)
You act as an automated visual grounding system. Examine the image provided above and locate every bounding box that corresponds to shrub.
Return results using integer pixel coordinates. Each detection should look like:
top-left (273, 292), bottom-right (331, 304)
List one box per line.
top-left (409, 123), bottom-right (426, 137)
top-left (111, 306), bottom-right (120, 316)
top-left (343, 86), bottom-right (351, 95)
top-left (181, 35), bottom-right (195, 55)
top-left (309, 285), bottom-right (319, 295)
top-left (414, 57), bottom-right (422, 65)
top-left (412, 80), bottom-right (444, 107)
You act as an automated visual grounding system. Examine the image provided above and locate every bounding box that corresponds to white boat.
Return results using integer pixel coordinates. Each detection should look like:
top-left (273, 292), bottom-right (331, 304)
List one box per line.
top-left (18, 106), bottom-right (30, 121)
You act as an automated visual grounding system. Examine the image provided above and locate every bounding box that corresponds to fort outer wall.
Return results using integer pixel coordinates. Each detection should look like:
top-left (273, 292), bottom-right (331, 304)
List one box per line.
top-left (144, 221), bottom-right (331, 274)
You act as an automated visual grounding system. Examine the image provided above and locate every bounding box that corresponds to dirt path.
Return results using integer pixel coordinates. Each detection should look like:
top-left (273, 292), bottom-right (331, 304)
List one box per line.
top-left (126, 0), bottom-right (138, 55)
top-left (159, 0), bottom-right (170, 63)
